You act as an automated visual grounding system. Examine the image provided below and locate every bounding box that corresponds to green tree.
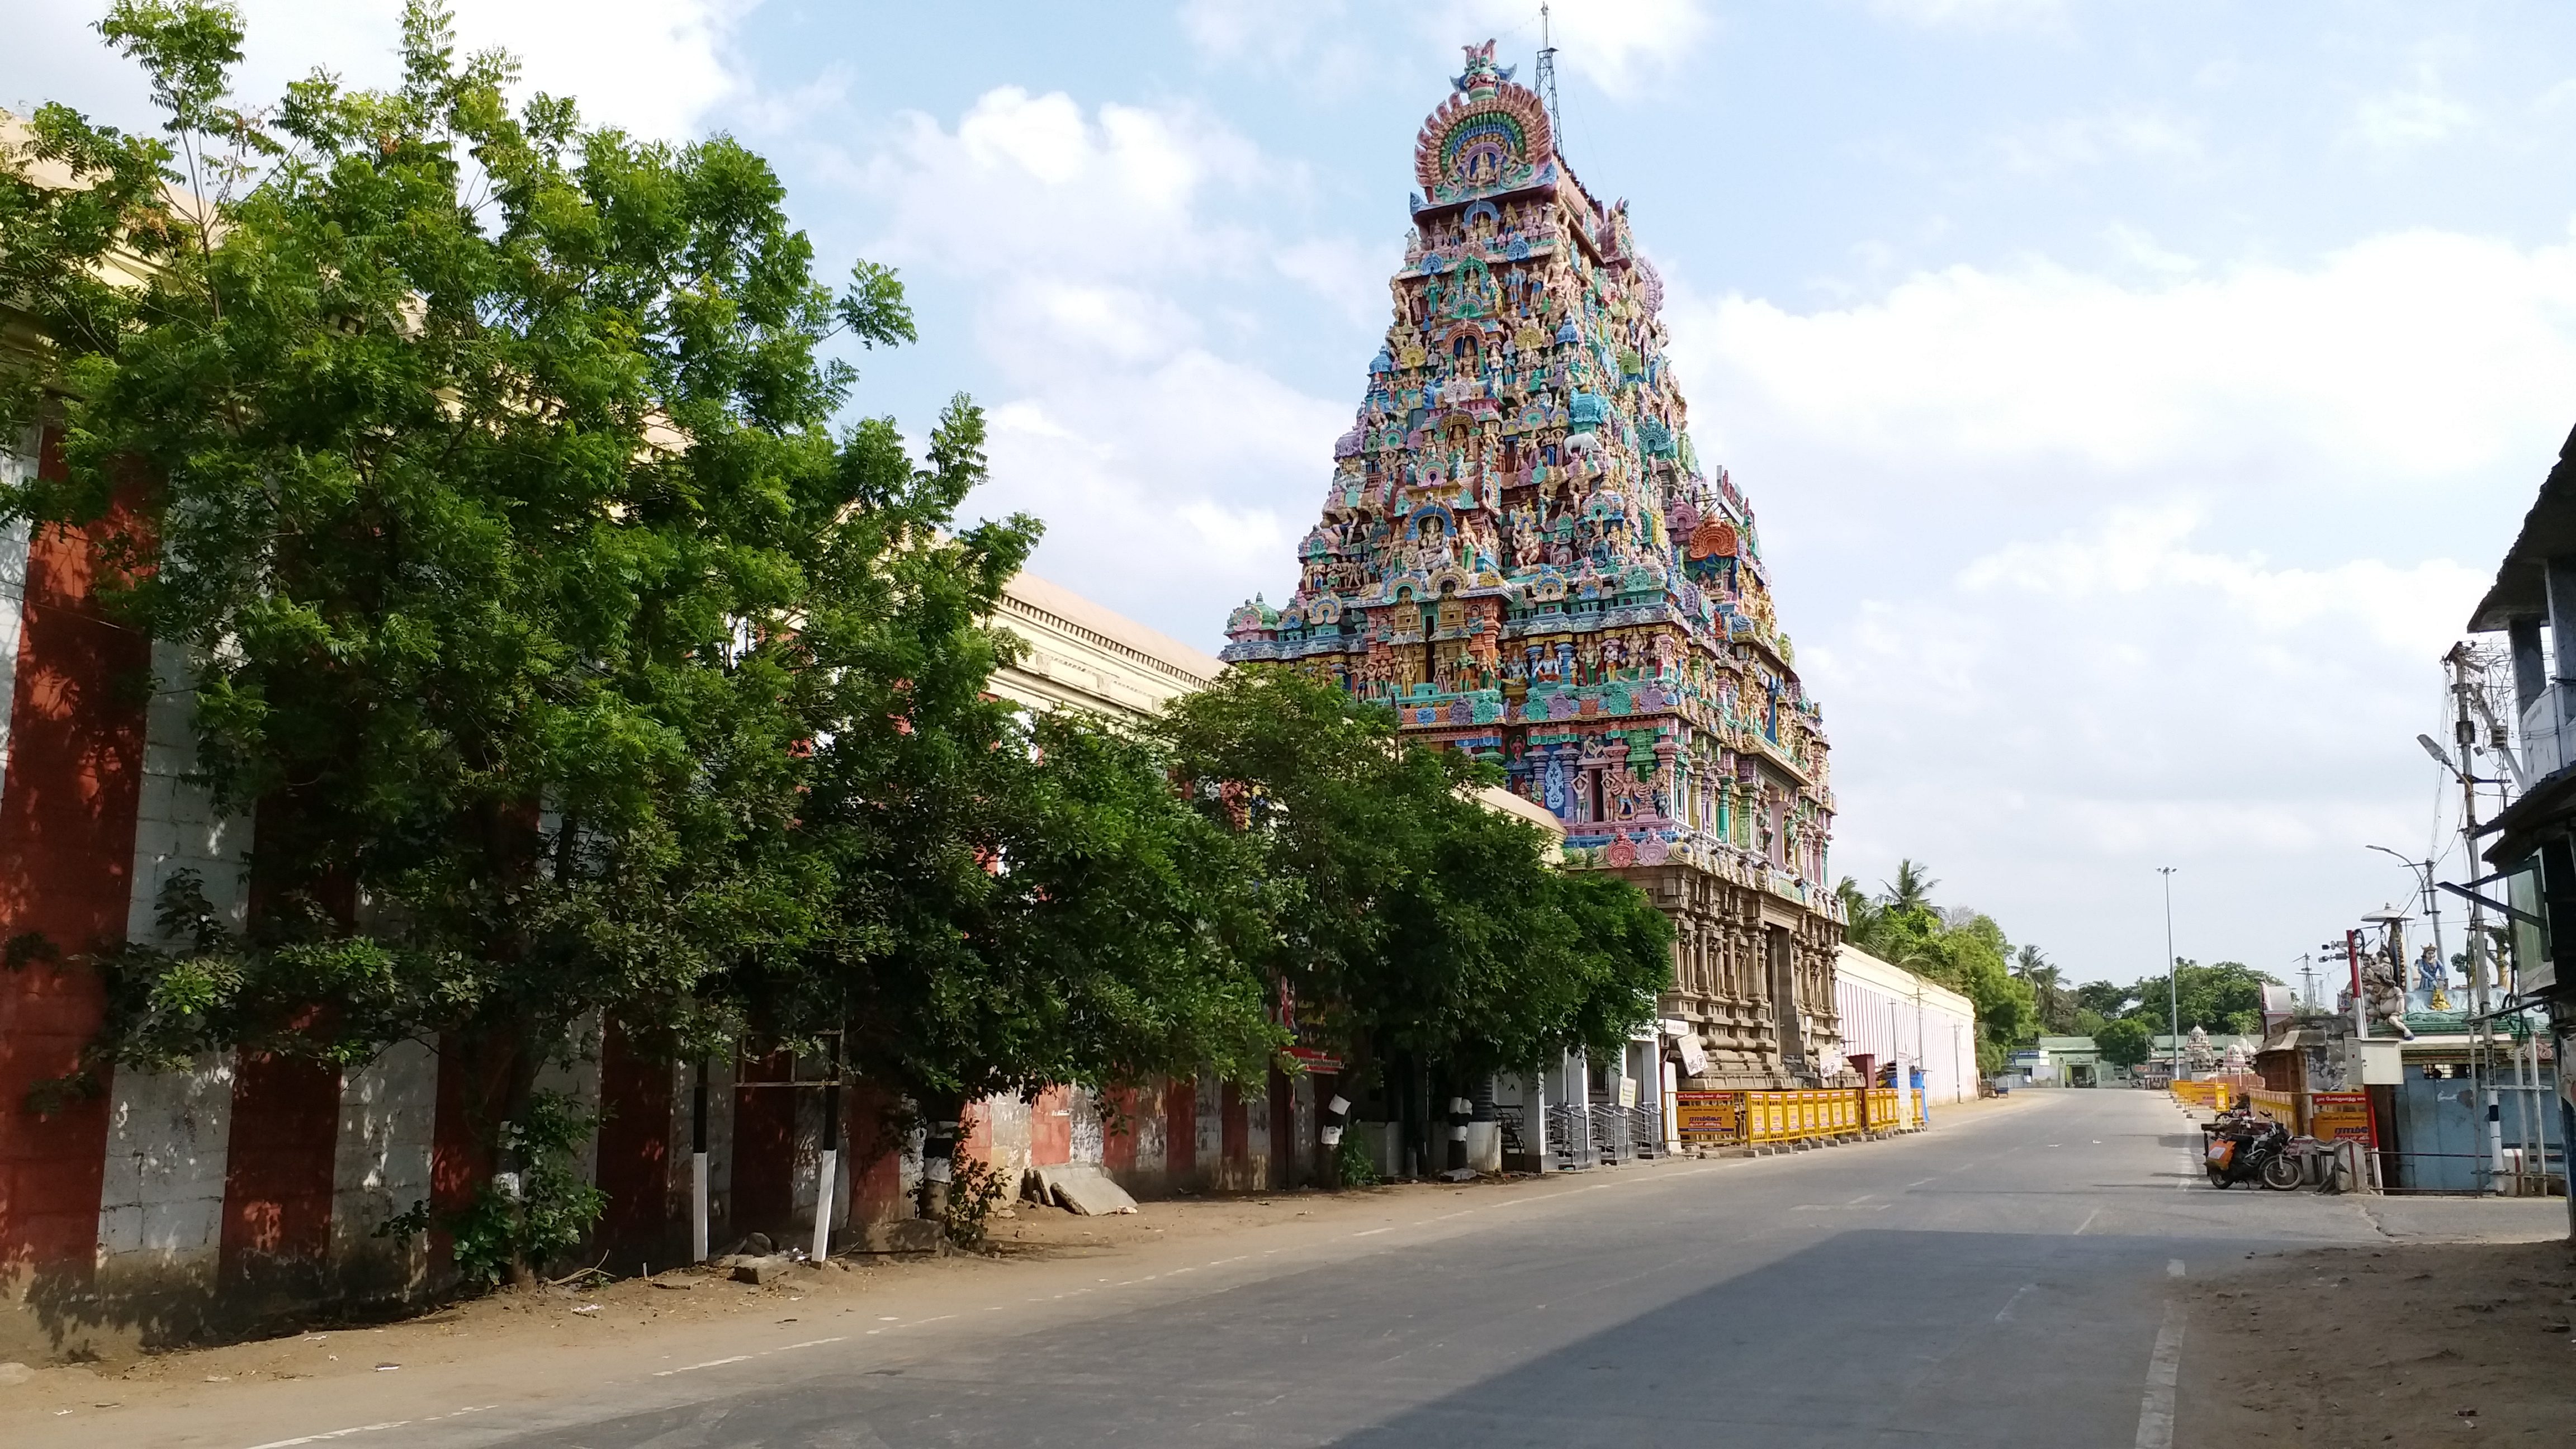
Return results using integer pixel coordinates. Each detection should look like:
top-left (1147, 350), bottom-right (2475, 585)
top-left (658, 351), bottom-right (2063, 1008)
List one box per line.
top-left (1834, 877), bottom-right (1884, 947)
top-left (2073, 981), bottom-right (2134, 1019)
top-left (1155, 670), bottom-right (1672, 1171)
top-left (2114, 960), bottom-right (2277, 1036)
top-left (1883, 859), bottom-right (1938, 915)
top-left (2, 1), bottom-right (1281, 1271)
top-left (1840, 863), bottom-right (2035, 1059)
top-left (2096, 1016), bottom-right (2155, 1068)
top-left (2014, 944), bottom-right (2073, 1034)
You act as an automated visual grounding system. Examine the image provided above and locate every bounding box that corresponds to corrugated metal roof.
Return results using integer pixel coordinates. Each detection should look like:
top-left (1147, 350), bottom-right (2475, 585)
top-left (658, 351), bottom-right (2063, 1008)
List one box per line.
top-left (2468, 420), bottom-right (2576, 632)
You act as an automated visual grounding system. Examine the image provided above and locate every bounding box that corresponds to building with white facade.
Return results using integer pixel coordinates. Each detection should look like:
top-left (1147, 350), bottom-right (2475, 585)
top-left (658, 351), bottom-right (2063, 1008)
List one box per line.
top-left (1833, 945), bottom-right (1980, 1107)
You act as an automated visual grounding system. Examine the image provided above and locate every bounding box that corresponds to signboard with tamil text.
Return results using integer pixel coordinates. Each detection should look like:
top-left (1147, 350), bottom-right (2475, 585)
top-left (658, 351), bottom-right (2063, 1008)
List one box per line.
top-left (1674, 1091), bottom-right (1739, 1140)
top-left (2309, 1090), bottom-right (2374, 1146)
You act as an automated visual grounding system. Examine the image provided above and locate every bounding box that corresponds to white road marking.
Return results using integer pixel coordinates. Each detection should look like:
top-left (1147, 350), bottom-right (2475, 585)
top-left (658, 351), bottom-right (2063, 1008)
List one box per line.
top-left (2167, 1259), bottom-right (2185, 1278)
top-left (654, 1355), bottom-right (750, 1376)
top-left (1352, 1227), bottom-right (1393, 1237)
top-left (2134, 1301), bottom-right (2185, 1449)
top-left (651, 1334), bottom-right (849, 1377)
top-left (1994, 1283), bottom-right (2036, 1322)
top-left (2073, 1208), bottom-right (2100, 1235)
top-left (241, 1423), bottom-right (411, 1449)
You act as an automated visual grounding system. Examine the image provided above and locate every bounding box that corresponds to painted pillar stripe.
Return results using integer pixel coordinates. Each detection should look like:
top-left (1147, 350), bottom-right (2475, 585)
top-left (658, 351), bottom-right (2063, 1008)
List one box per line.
top-left (731, 1052), bottom-right (798, 1237)
top-left (219, 1052), bottom-right (344, 1285)
top-left (0, 432), bottom-right (148, 1274)
top-left (594, 1019), bottom-right (674, 1262)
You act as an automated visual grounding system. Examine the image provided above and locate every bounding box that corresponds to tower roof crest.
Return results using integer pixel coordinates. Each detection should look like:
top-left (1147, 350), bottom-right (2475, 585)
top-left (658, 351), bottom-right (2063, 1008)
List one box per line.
top-left (1414, 37), bottom-right (1556, 209)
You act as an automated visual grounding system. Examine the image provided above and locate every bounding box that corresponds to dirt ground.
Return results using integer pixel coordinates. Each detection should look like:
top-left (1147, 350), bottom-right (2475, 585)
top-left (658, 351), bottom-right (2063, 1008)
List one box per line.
top-left (2187, 1235), bottom-right (2576, 1443)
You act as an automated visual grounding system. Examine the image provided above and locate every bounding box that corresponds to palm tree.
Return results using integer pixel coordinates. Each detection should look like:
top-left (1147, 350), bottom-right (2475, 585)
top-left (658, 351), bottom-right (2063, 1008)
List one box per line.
top-left (1882, 859), bottom-right (1938, 915)
top-left (2014, 944), bottom-right (2067, 1033)
top-left (1835, 877), bottom-right (1888, 953)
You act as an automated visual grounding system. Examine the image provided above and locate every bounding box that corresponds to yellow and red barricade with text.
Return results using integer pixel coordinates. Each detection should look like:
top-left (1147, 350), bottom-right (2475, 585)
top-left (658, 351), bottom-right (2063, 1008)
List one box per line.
top-left (1675, 1088), bottom-right (1901, 1145)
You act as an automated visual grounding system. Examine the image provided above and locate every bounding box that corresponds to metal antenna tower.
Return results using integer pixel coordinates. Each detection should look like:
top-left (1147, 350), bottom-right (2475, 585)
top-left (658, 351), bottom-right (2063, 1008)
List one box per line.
top-left (1535, 4), bottom-right (1564, 145)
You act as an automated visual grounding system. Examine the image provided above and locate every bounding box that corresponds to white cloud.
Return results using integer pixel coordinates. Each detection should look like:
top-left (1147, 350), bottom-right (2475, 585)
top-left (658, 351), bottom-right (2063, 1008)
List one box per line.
top-left (863, 87), bottom-right (1268, 282)
top-left (2351, 77), bottom-right (2475, 150)
top-left (1869, 0), bottom-right (2067, 32)
top-left (1274, 236), bottom-right (1399, 328)
top-left (857, 88), bottom-right (1354, 638)
top-left (1654, 232), bottom-right (2576, 974)
top-left (1995, 107), bottom-right (2204, 176)
top-left (1668, 229), bottom-right (2576, 487)
top-left (1806, 507), bottom-right (2487, 972)
top-left (221, 1), bottom-right (752, 141)
top-left (1502, 0), bottom-right (1712, 91)
top-left (1181, 0), bottom-right (1713, 96)
top-left (0, 0), bottom-right (752, 159)
top-left (977, 353), bottom-right (1343, 631)
top-left (1957, 505), bottom-right (2484, 655)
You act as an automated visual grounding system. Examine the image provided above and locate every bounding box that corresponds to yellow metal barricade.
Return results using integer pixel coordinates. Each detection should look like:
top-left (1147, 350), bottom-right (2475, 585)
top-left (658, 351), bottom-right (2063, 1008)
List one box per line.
top-left (1675, 1090), bottom-right (1745, 1145)
top-left (2246, 1087), bottom-right (2301, 1135)
top-left (2171, 1081), bottom-right (2222, 1110)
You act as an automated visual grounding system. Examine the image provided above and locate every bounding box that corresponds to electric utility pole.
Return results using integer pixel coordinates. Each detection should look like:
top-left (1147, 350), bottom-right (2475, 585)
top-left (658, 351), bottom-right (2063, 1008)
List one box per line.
top-left (2159, 866), bottom-right (2181, 1079)
top-left (2442, 643), bottom-right (2507, 1190)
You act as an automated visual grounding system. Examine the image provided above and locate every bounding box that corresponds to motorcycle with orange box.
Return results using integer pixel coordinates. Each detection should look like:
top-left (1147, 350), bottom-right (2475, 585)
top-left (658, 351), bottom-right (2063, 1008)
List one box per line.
top-left (2201, 1110), bottom-right (2299, 1189)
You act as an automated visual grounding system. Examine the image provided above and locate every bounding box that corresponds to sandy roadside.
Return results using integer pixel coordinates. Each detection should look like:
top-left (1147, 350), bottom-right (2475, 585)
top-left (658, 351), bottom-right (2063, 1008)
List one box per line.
top-left (2184, 1235), bottom-right (2576, 1443)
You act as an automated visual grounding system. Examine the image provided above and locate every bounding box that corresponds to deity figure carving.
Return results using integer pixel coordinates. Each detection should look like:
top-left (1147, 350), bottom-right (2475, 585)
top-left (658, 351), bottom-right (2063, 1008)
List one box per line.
top-left (2360, 948), bottom-right (2416, 1040)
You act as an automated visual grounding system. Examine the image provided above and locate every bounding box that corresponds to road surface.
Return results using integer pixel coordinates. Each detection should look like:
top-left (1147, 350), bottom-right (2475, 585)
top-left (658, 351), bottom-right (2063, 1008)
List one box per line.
top-left (115, 1090), bottom-right (2576, 1447)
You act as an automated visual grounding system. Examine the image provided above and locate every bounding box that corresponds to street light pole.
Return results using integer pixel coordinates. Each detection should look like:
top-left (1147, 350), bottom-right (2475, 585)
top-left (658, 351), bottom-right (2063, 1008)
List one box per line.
top-left (2367, 845), bottom-right (2447, 1007)
top-left (2425, 648), bottom-right (2504, 1190)
top-left (2158, 866), bottom-right (2180, 1080)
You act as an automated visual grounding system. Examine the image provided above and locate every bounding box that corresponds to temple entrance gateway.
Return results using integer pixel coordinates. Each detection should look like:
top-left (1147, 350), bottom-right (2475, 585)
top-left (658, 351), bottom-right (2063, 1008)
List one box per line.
top-left (1221, 38), bottom-right (1845, 1090)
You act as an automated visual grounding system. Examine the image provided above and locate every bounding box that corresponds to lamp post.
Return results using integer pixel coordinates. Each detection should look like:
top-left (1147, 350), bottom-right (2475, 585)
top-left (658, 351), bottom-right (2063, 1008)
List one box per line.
top-left (2425, 667), bottom-right (2506, 1188)
top-left (2158, 867), bottom-right (2180, 1081)
top-left (2367, 845), bottom-right (2445, 1006)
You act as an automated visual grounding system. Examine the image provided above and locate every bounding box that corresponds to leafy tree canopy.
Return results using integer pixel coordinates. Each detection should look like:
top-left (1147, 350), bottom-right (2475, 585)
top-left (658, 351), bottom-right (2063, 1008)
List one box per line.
top-left (1, 0), bottom-right (1282, 1268)
top-left (2088, 959), bottom-right (2277, 1038)
top-left (1838, 859), bottom-right (2035, 1067)
top-left (1154, 669), bottom-right (1672, 1085)
top-left (2095, 1016), bottom-right (2155, 1068)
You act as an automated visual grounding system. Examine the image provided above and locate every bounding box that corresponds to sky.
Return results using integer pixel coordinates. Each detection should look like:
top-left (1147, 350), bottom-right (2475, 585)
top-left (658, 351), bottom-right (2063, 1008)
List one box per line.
top-left (8, 0), bottom-right (2575, 993)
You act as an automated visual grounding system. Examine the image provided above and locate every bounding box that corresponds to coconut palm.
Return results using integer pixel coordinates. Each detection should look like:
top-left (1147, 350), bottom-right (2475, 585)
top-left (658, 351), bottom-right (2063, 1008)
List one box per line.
top-left (1882, 859), bottom-right (1938, 915)
top-left (2015, 944), bottom-right (2070, 1033)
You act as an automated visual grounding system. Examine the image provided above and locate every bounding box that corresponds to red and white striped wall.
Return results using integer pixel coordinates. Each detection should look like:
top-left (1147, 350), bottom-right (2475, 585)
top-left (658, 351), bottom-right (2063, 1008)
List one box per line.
top-left (0, 427), bottom-right (1301, 1362)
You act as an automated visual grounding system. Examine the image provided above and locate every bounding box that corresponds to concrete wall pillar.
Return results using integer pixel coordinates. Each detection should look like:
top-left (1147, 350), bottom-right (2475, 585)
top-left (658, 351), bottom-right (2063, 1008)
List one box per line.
top-left (327, 1039), bottom-right (436, 1297)
top-left (94, 1054), bottom-right (235, 1310)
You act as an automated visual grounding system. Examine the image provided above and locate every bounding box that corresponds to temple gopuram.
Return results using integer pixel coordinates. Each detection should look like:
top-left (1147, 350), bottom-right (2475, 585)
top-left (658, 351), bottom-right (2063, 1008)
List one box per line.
top-left (1221, 42), bottom-right (1844, 1090)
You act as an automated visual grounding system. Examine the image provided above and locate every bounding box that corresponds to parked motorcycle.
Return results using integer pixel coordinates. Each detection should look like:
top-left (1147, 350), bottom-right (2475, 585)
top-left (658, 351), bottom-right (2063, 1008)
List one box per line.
top-left (2203, 1117), bottom-right (2299, 1190)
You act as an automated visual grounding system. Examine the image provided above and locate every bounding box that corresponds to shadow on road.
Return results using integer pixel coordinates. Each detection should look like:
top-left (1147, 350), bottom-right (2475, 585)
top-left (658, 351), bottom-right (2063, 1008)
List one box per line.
top-left (496, 1229), bottom-right (2209, 1449)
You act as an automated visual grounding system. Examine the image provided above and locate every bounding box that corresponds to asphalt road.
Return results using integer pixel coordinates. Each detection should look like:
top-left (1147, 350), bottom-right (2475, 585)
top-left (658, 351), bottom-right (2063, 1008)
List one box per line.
top-left (378, 1090), bottom-right (2561, 1448)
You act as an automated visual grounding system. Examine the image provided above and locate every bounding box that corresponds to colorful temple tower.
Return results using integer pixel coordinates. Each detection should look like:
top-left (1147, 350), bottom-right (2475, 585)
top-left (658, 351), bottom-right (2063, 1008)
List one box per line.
top-left (1221, 42), bottom-right (1844, 1089)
